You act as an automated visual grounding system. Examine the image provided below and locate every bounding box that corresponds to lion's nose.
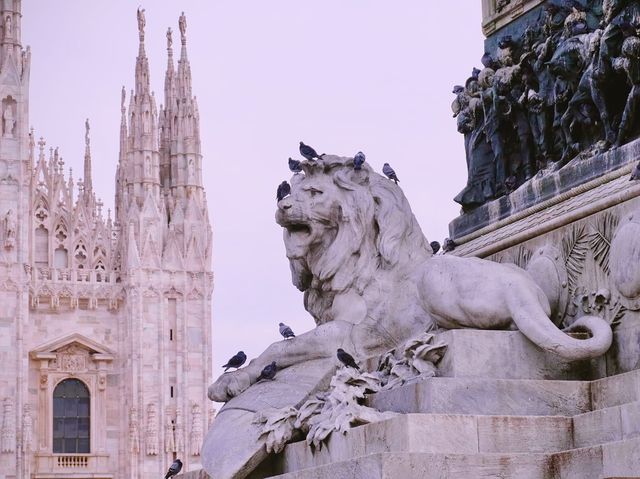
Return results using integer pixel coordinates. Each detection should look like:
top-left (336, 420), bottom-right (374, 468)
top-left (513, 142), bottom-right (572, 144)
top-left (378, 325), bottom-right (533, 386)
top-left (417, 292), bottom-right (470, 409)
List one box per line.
top-left (279, 197), bottom-right (293, 210)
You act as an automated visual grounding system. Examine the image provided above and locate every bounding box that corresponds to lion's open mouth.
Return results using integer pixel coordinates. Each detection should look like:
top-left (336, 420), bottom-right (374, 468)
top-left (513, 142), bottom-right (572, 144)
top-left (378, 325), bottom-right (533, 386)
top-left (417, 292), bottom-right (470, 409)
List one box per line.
top-left (285, 223), bottom-right (311, 236)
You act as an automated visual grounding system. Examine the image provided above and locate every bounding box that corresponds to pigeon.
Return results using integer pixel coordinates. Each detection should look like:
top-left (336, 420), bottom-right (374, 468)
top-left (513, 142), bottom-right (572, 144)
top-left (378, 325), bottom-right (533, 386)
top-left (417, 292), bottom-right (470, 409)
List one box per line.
top-left (222, 351), bottom-right (247, 371)
top-left (257, 361), bottom-right (277, 381)
top-left (353, 151), bottom-right (366, 170)
top-left (277, 181), bottom-right (291, 202)
top-left (630, 161), bottom-right (640, 181)
top-left (165, 459), bottom-right (183, 479)
top-left (336, 348), bottom-right (360, 370)
top-left (430, 241), bottom-right (441, 254)
top-left (443, 238), bottom-right (457, 253)
top-left (279, 322), bottom-right (295, 339)
top-left (288, 157), bottom-right (302, 174)
top-left (299, 141), bottom-right (323, 161)
top-left (382, 163), bottom-right (399, 184)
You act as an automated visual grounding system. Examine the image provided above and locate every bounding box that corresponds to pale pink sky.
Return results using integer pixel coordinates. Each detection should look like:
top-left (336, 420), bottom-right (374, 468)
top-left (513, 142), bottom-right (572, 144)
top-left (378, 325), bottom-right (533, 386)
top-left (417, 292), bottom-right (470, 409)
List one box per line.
top-left (23, 2), bottom-right (484, 386)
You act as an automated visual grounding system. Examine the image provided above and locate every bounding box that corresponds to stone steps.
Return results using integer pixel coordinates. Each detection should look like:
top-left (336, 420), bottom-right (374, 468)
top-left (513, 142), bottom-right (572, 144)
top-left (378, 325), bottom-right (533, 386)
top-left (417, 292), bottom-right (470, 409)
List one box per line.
top-left (248, 330), bottom-right (639, 478)
top-left (274, 412), bottom-right (640, 474)
top-left (270, 437), bottom-right (640, 479)
top-left (367, 376), bottom-right (591, 416)
top-left (368, 366), bottom-right (640, 418)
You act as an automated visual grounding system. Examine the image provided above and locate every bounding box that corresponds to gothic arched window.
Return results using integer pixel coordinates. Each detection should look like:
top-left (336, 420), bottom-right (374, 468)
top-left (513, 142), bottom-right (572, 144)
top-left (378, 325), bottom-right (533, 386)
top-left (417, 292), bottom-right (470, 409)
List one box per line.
top-left (53, 379), bottom-right (90, 453)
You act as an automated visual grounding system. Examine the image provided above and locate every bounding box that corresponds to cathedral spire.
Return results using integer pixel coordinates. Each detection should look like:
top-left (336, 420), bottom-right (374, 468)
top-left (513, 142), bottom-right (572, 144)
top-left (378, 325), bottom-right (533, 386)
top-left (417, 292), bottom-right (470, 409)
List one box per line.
top-left (122, 7), bottom-right (161, 209)
top-left (135, 8), bottom-right (150, 97)
top-left (177, 12), bottom-right (192, 100)
top-left (83, 118), bottom-right (92, 198)
top-left (164, 27), bottom-right (175, 105)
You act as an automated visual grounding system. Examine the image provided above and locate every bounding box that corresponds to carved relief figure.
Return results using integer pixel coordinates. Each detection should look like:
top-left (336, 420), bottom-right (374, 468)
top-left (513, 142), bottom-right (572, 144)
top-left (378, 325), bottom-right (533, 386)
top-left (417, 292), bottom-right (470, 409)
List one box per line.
top-left (453, 1), bottom-right (640, 208)
top-left (144, 156), bottom-right (151, 176)
top-left (164, 407), bottom-right (175, 453)
top-left (4, 209), bottom-right (16, 250)
top-left (187, 158), bottom-right (195, 183)
top-left (58, 344), bottom-right (87, 372)
top-left (190, 404), bottom-right (203, 456)
top-left (2, 102), bottom-right (14, 138)
top-left (207, 406), bottom-right (216, 429)
top-left (4, 15), bottom-right (11, 39)
top-left (129, 406), bottom-right (140, 453)
top-left (175, 406), bottom-right (184, 453)
top-left (1, 397), bottom-right (15, 453)
top-left (145, 402), bottom-right (159, 455)
top-left (22, 404), bottom-right (32, 453)
top-left (209, 156), bottom-right (613, 403)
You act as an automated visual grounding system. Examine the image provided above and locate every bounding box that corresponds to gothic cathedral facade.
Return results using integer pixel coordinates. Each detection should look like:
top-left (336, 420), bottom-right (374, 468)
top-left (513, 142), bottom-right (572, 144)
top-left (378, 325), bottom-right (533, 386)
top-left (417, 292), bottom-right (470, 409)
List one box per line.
top-left (0, 2), bottom-right (214, 477)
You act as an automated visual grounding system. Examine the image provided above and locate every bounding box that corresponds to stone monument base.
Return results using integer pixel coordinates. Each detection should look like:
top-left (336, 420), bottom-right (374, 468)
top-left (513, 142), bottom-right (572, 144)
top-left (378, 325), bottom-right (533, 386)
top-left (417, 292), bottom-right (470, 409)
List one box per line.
top-left (250, 330), bottom-right (640, 479)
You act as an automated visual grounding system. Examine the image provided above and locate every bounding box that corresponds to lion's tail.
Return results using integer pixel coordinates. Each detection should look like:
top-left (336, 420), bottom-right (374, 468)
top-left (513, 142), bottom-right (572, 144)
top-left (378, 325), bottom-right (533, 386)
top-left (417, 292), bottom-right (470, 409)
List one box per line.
top-left (512, 301), bottom-right (613, 361)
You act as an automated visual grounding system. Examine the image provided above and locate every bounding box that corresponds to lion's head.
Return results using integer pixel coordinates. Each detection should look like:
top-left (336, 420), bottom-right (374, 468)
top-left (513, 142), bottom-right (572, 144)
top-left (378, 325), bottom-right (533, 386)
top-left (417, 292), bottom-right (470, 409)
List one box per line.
top-left (275, 155), bottom-right (431, 320)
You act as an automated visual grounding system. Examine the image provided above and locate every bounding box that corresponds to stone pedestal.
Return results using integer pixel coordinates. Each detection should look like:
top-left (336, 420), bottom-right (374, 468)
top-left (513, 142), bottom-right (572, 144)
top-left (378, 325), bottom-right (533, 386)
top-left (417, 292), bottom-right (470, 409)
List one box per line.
top-left (239, 146), bottom-right (640, 479)
top-left (253, 330), bottom-right (640, 479)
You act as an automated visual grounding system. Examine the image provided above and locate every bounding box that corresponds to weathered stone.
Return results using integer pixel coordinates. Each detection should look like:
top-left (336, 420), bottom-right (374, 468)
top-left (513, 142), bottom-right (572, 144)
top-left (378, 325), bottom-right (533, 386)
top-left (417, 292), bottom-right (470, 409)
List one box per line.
top-left (436, 329), bottom-right (605, 380)
top-left (591, 370), bottom-right (640, 410)
top-left (601, 437), bottom-right (640, 478)
top-left (477, 415), bottom-right (572, 454)
top-left (573, 407), bottom-right (623, 448)
top-left (367, 376), bottom-right (590, 417)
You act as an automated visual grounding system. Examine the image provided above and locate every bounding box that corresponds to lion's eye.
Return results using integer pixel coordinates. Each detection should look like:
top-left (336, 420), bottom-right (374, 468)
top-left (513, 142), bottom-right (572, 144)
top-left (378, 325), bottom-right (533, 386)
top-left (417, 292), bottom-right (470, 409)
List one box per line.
top-left (308, 188), bottom-right (323, 197)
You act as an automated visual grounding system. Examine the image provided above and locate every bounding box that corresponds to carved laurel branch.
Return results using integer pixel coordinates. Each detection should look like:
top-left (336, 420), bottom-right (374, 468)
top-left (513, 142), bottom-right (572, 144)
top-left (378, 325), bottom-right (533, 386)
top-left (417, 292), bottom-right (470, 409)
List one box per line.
top-left (252, 332), bottom-right (446, 454)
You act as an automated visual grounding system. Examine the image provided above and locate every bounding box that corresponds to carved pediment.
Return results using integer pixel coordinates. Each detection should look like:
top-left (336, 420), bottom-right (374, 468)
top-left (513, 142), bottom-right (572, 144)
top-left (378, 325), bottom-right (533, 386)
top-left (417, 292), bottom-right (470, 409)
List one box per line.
top-left (30, 333), bottom-right (115, 369)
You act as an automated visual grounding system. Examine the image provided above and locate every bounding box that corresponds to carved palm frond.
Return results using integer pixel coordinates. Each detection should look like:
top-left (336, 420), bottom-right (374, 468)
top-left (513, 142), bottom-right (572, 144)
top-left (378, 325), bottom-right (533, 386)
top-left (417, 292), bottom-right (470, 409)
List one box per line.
top-left (488, 253), bottom-right (504, 263)
top-left (562, 225), bottom-right (589, 294)
top-left (513, 246), bottom-right (532, 269)
top-left (589, 212), bottom-right (619, 275)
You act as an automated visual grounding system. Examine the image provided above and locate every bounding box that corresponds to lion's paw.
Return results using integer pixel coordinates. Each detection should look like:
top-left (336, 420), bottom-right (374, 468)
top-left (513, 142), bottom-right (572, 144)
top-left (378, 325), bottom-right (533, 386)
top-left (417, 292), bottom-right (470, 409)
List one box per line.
top-left (208, 370), bottom-right (252, 402)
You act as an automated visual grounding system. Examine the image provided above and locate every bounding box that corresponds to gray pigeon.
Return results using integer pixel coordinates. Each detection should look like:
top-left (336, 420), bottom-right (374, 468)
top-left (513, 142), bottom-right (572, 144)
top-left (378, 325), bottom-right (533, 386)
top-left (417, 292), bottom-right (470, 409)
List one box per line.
top-left (279, 322), bottom-right (295, 339)
top-left (337, 348), bottom-right (360, 370)
top-left (165, 459), bottom-right (183, 478)
top-left (443, 238), bottom-right (456, 253)
top-left (288, 157), bottom-right (302, 174)
top-left (382, 163), bottom-right (399, 184)
top-left (222, 351), bottom-right (246, 371)
top-left (257, 361), bottom-right (277, 381)
top-left (277, 181), bottom-right (291, 201)
top-left (353, 151), bottom-right (366, 170)
top-left (430, 241), bottom-right (441, 254)
top-left (630, 161), bottom-right (640, 181)
top-left (299, 142), bottom-right (322, 161)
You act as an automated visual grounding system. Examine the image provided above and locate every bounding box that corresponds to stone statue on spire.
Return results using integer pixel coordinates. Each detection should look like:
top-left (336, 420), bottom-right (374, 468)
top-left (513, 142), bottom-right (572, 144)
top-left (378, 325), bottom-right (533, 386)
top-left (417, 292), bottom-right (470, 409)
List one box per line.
top-left (121, 86), bottom-right (126, 112)
top-left (179, 12), bottom-right (187, 44)
top-left (85, 118), bottom-right (90, 147)
top-left (167, 27), bottom-right (173, 49)
top-left (137, 8), bottom-right (146, 40)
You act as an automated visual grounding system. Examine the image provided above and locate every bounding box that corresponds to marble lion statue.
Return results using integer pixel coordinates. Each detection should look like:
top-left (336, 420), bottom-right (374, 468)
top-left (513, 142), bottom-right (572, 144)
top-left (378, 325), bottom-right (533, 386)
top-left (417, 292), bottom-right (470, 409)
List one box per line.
top-left (208, 155), bottom-right (612, 403)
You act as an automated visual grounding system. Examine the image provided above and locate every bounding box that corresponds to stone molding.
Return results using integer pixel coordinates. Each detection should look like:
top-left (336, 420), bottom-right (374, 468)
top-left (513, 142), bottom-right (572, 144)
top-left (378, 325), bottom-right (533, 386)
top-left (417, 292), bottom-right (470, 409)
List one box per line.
top-left (452, 166), bottom-right (640, 258)
top-left (481, 0), bottom-right (544, 35)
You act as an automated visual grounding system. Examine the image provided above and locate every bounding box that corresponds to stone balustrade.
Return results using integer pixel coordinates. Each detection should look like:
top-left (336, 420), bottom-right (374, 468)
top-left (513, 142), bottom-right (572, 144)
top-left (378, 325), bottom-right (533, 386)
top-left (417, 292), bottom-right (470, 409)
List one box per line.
top-left (34, 452), bottom-right (111, 476)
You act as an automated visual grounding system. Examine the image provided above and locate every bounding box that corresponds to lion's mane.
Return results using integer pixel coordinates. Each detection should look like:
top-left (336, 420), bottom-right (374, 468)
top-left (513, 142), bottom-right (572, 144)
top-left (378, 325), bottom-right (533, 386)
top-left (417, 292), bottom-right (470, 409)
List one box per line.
top-left (281, 156), bottom-right (431, 323)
